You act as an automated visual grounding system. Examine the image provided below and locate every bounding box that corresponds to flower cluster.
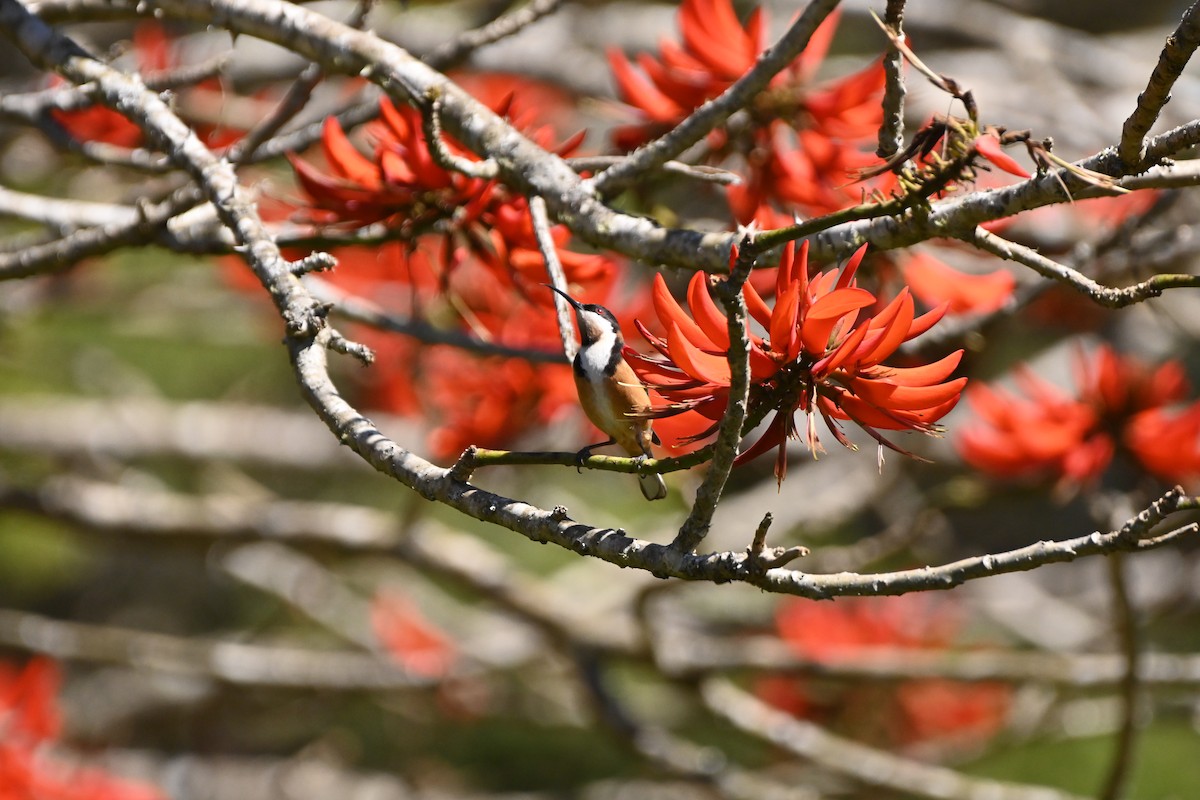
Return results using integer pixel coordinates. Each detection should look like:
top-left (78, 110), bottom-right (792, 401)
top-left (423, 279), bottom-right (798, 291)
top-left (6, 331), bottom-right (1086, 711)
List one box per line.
top-left (607, 0), bottom-right (1027, 316)
top-left (629, 241), bottom-right (965, 481)
top-left (288, 90), bottom-right (605, 288)
top-left (609, 0), bottom-right (888, 217)
top-left (958, 345), bottom-right (1200, 487)
top-left (757, 595), bottom-right (1011, 747)
top-left (608, 1), bottom-right (882, 151)
top-left (0, 658), bottom-right (166, 800)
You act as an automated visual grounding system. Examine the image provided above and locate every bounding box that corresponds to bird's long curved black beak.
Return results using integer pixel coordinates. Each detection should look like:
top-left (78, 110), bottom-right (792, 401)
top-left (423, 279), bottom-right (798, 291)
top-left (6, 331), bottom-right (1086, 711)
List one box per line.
top-left (543, 283), bottom-right (583, 311)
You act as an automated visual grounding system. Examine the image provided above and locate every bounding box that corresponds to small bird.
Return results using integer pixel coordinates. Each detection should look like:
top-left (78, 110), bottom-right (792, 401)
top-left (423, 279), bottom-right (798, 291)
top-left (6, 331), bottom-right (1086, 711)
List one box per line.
top-left (545, 285), bottom-right (668, 501)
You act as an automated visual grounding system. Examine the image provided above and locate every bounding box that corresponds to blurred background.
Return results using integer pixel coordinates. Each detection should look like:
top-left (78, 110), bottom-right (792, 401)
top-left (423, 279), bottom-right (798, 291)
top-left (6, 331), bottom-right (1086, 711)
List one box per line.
top-left (2, 1), bottom-right (1200, 798)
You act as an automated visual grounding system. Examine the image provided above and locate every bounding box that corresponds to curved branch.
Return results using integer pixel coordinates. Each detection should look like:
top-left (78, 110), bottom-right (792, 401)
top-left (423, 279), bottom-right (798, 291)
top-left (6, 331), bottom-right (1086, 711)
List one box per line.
top-left (1118, 1), bottom-right (1200, 168)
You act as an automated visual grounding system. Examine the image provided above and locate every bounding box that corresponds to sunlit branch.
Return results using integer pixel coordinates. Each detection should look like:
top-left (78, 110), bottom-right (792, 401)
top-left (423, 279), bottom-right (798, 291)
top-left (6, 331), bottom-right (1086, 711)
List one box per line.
top-left (590, 0), bottom-right (842, 197)
top-left (18, 0), bottom-right (1200, 276)
top-left (1118, 1), bottom-right (1200, 168)
top-left (960, 225), bottom-right (1200, 308)
top-left (0, 0), bottom-right (316, 328)
top-left (566, 156), bottom-right (743, 186)
top-left (876, 0), bottom-right (907, 159)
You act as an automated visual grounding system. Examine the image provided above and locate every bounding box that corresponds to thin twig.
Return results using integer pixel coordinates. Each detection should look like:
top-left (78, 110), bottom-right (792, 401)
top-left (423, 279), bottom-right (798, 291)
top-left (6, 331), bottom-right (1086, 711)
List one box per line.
top-left (463, 443), bottom-right (716, 475)
top-left (876, 0), bottom-right (907, 159)
top-left (960, 225), bottom-right (1200, 308)
top-left (229, 61), bottom-right (324, 164)
top-left (566, 156), bottom-right (742, 185)
top-left (529, 195), bottom-right (577, 360)
top-left (425, 0), bottom-right (566, 72)
top-left (419, 86), bottom-right (500, 180)
top-left (1118, 1), bottom-right (1200, 169)
top-left (307, 277), bottom-right (567, 363)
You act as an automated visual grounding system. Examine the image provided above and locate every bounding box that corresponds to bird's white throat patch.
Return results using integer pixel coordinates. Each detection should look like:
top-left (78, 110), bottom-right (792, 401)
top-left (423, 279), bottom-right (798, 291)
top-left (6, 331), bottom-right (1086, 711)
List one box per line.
top-left (579, 309), bottom-right (618, 379)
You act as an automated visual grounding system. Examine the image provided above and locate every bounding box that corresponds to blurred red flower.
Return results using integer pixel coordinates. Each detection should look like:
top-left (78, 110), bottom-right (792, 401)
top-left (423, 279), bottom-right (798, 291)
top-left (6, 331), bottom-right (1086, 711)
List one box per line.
top-left (958, 345), bottom-right (1200, 486)
top-left (370, 591), bottom-right (457, 679)
top-left (0, 658), bottom-right (167, 800)
top-left (629, 241), bottom-right (964, 481)
top-left (762, 596), bottom-right (1011, 746)
top-left (897, 251), bottom-right (1015, 316)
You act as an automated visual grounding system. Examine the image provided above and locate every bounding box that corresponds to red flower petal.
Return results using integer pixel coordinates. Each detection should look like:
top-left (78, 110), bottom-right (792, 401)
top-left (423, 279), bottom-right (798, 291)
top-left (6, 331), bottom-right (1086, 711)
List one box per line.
top-left (667, 321), bottom-right (732, 385)
top-left (687, 271), bottom-right (731, 350)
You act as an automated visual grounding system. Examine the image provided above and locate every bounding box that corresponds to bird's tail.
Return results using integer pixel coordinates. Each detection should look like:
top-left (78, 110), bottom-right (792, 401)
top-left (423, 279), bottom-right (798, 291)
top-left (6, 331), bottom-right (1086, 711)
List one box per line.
top-left (638, 471), bottom-right (668, 501)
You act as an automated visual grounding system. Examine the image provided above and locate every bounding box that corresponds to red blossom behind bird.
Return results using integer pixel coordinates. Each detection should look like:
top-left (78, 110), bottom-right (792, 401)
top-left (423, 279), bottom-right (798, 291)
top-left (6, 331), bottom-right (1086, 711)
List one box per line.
top-left (287, 90), bottom-right (601, 288)
top-left (958, 345), bottom-right (1200, 487)
top-left (628, 241), bottom-right (965, 482)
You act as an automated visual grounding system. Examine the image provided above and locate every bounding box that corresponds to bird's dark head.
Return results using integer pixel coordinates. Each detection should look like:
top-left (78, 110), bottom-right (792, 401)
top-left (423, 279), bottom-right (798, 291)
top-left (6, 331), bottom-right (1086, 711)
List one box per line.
top-left (544, 285), bottom-right (623, 347)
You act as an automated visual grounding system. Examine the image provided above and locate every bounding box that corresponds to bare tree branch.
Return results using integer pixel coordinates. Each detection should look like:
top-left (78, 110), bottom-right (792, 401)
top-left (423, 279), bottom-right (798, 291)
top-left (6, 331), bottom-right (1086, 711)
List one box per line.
top-left (1118, 1), bottom-right (1200, 169)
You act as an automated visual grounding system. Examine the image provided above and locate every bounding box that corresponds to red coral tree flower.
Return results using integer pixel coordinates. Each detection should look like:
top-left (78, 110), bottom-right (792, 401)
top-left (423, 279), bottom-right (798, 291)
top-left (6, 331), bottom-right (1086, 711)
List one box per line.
top-left (609, 0), bottom-right (889, 217)
top-left (629, 241), bottom-right (965, 481)
top-left (608, 0), bottom-right (883, 150)
top-left (287, 92), bottom-right (595, 287)
top-left (958, 345), bottom-right (1200, 487)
